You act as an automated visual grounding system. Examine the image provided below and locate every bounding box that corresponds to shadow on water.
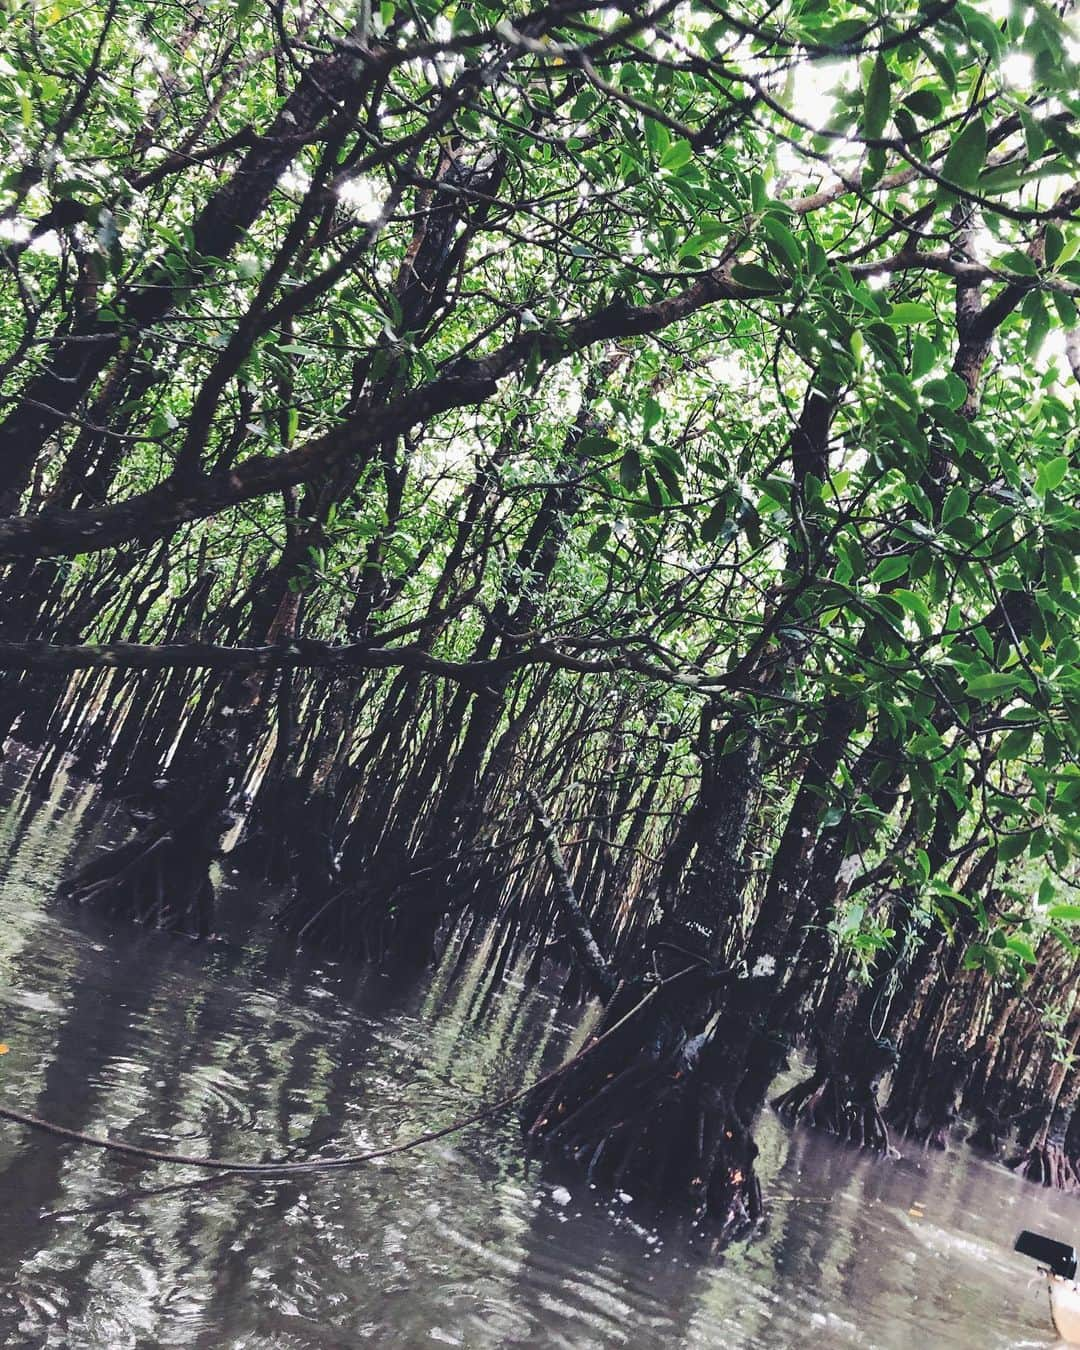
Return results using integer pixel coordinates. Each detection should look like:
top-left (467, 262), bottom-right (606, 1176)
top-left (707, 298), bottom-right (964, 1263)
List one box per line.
top-left (0, 763), bottom-right (1074, 1348)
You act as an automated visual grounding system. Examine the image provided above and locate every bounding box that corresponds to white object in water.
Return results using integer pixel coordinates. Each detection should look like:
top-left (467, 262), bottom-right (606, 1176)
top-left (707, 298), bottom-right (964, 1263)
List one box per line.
top-left (1050, 1276), bottom-right (1080, 1343)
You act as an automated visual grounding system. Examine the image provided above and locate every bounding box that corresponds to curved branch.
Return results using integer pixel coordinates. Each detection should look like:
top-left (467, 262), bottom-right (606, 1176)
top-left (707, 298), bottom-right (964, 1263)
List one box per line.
top-left (0, 269), bottom-right (751, 562)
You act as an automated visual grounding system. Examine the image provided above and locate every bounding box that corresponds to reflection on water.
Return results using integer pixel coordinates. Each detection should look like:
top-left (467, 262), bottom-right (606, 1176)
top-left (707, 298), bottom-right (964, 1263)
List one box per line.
top-left (0, 766), bottom-right (1073, 1349)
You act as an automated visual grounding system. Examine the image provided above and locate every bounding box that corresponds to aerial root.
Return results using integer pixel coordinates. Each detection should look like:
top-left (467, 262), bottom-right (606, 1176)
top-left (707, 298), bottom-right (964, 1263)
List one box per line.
top-left (62, 817), bottom-right (215, 938)
top-left (1009, 1142), bottom-right (1080, 1191)
top-left (526, 1047), bottom-right (762, 1238)
top-left (773, 1072), bottom-right (890, 1153)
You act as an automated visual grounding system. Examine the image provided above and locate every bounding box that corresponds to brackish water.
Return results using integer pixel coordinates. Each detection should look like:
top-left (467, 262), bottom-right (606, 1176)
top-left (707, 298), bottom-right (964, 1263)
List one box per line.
top-left (0, 765), bottom-right (1075, 1349)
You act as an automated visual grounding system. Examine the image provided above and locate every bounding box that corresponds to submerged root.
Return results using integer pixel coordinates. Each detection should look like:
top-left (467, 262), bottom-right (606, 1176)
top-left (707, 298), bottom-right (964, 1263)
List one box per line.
top-left (773, 1037), bottom-right (896, 1154)
top-left (528, 1066), bottom-right (761, 1236)
top-left (966, 1116), bottom-right (1004, 1156)
top-left (277, 881), bottom-right (372, 954)
top-left (884, 1097), bottom-right (949, 1151)
top-left (1008, 1141), bottom-right (1080, 1191)
top-left (887, 1096), bottom-right (955, 1152)
top-left (275, 833), bottom-right (506, 967)
top-left (238, 782), bottom-right (335, 888)
top-left (885, 1050), bottom-right (972, 1152)
top-left (772, 1071), bottom-right (843, 1131)
top-left (60, 787), bottom-right (222, 938)
top-left (773, 1071), bottom-right (890, 1152)
top-left (524, 986), bottom-right (763, 1238)
top-left (276, 874), bottom-right (447, 967)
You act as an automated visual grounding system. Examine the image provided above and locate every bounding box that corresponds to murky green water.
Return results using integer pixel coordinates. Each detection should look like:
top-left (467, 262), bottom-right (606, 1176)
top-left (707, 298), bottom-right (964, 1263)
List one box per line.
top-left (0, 763), bottom-right (1073, 1348)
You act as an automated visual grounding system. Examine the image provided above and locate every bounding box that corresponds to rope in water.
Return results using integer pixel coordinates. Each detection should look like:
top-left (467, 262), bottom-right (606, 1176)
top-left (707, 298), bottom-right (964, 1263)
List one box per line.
top-left (0, 971), bottom-right (687, 1176)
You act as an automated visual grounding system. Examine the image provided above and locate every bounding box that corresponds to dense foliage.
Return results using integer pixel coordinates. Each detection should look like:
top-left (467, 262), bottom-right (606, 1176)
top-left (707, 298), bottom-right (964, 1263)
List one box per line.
top-left (2, 0), bottom-right (1080, 1226)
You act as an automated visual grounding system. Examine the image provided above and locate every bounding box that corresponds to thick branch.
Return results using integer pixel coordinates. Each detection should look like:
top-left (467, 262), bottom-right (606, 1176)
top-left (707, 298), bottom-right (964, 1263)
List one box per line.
top-left (0, 269), bottom-right (750, 562)
top-left (0, 637), bottom-right (572, 682)
top-left (0, 637), bottom-right (741, 697)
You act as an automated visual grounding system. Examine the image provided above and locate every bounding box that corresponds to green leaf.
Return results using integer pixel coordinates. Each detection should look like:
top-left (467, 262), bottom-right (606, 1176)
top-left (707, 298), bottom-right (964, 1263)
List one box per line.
top-left (871, 555), bottom-right (910, 584)
top-left (1047, 904), bottom-right (1080, 922)
top-left (1005, 935), bottom-right (1037, 965)
top-left (761, 215), bottom-right (801, 271)
top-left (1019, 107), bottom-right (1048, 160)
top-left (863, 55), bottom-right (891, 139)
top-left (892, 588), bottom-right (933, 635)
top-left (902, 88), bottom-right (944, 119)
top-left (940, 116), bottom-right (987, 191)
top-left (911, 334), bottom-right (936, 380)
top-left (642, 397), bottom-right (663, 435)
top-left (700, 502), bottom-right (728, 544)
top-left (998, 727), bottom-right (1034, 759)
top-left (1026, 296), bottom-right (1051, 359)
top-left (645, 117), bottom-right (670, 157)
top-left (923, 373), bottom-right (967, 410)
top-left (996, 250), bottom-right (1037, 276)
top-left (731, 263), bottom-right (786, 294)
top-left (959, 4), bottom-right (1004, 61)
top-left (816, 18), bottom-right (867, 47)
top-left (619, 449), bottom-right (642, 490)
top-left (149, 410), bottom-right (175, 439)
top-left (680, 226), bottom-right (725, 259)
top-left (577, 433), bottom-right (619, 457)
top-left (452, 6), bottom-right (478, 34)
top-left (660, 139), bottom-right (693, 171)
top-left (998, 832), bottom-right (1031, 862)
top-left (885, 302), bottom-right (935, 325)
top-left (1036, 456), bottom-right (1069, 494)
top-left (941, 485), bottom-right (970, 525)
top-left (586, 523), bottom-right (611, 553)
top-left (965, 672), bottom-right (1021, 699)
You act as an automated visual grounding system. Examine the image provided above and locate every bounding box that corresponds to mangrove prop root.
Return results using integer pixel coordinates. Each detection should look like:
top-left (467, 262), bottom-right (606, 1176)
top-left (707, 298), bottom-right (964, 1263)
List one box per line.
top-left (773, 1073), bottom-right (890, 1153)
top-left (525, 1006), bottom-right (763, 1235)
top-left (1008, 1142), bottom-right (1080, 1191)
top-left (885, 1051), bottom-right (972, 1151)
top-left (61, 791), bottom-right (225, 937)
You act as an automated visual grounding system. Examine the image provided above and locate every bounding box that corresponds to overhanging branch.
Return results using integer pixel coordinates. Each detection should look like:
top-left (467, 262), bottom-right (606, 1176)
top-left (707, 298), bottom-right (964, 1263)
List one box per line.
top-left (0, 636), bottom-right (741, 695)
